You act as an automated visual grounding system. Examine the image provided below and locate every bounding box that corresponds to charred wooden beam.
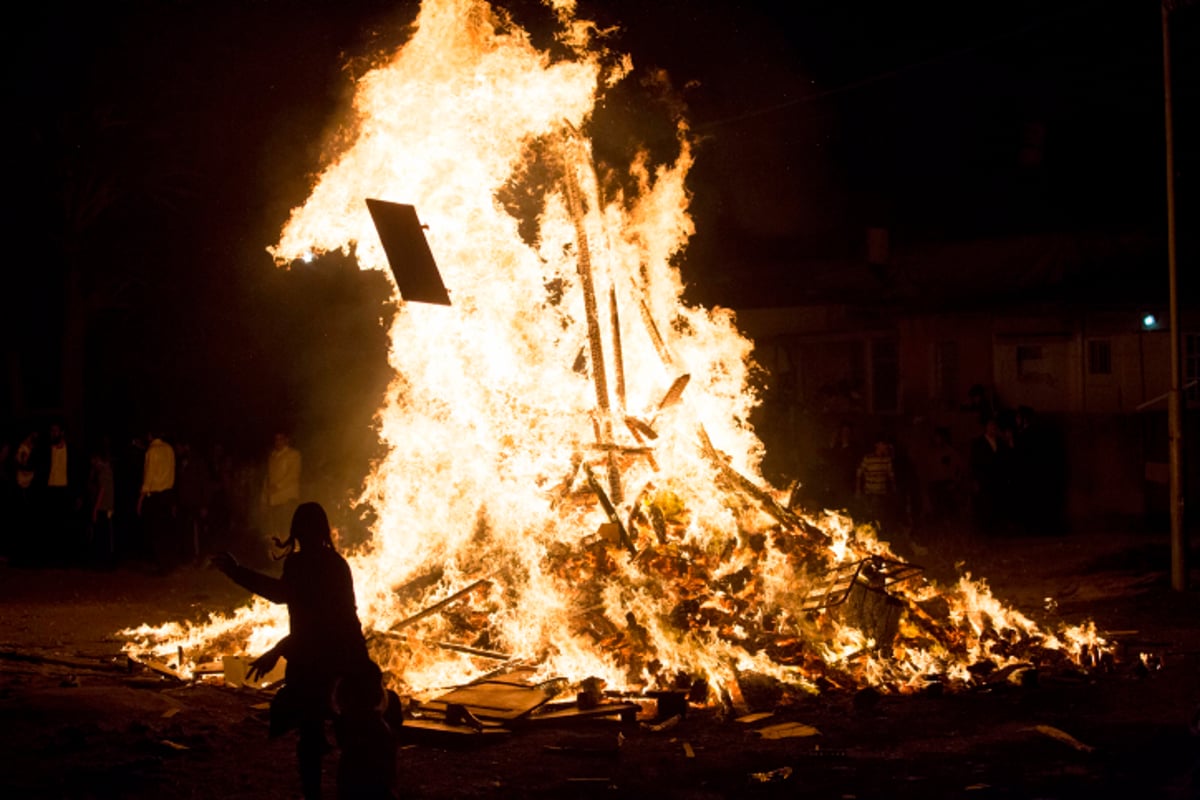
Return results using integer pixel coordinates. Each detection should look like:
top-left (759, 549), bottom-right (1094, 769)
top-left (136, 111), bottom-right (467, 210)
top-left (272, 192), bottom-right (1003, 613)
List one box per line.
top-left (629, 277), bottom-right (675, 368)
top-left (393, 567), bottom-right (446, 601)
top-left (697, 426), bottom-right (828, 544)
top-left (584, 465), bottom-right (636, 556)
top-left (624, 416), bottom-right (658, 441)
top-left (610, 285), bottom-right (626, 412)
top-left (559, 137), bottom-right (614, 454)
top-left (587, 443), bottom-right (654, 454)
top-left (656, 374), bottom-right (690, 413)
top-left (434, 641), bottom-right (513, 661)
top-left (390, 580), bottom-right (492, 631)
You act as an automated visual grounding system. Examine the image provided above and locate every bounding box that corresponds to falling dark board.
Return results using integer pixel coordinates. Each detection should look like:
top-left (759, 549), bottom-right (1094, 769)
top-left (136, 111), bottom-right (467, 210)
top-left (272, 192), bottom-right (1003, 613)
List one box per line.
top-left (366, 198), bottom-right (451, 305)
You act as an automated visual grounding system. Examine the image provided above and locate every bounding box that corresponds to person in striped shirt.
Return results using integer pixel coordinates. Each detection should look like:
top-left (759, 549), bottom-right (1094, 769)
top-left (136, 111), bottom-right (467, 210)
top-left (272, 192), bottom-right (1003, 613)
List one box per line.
top-left (856, 436), bottom-right (896, 529)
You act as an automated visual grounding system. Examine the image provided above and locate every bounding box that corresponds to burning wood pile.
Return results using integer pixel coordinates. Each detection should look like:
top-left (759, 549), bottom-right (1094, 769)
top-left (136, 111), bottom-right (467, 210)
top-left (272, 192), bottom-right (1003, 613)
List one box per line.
top-left (121, 0), bottom-right (1109, 717)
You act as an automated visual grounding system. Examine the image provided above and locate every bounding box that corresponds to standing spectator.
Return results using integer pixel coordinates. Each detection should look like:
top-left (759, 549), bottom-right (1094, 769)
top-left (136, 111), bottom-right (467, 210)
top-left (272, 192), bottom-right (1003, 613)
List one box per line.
top-left (263, 432), bottom-right (302, 554)
top-left (962, 384), bottom-right (997, 425)
top-left (11, 429), bottom-right (40, 564)
top-left (969, 417), bottom-right (1010, 536)
top-left (138, 429), bottom-right (176, 573)
top-left (44, 420), bottom-right (80, 565)
top-left (87, 440), bottom-right (116, 569)
top-left (856, 435), bottom-right (897, 531)
top-left (115, 434), bottom-right (147, 565)
top-left (175, 440), bottom-right (211, 566)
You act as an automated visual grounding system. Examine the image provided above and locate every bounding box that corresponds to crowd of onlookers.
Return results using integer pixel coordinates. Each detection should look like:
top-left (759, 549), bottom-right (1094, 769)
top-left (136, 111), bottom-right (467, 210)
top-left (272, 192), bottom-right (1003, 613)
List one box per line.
top-left (1, 387), bottom-right (1064, 572)
top-left (801, 388), bottom-right (1064, 548)
top-left (0, 420), bottom-right (304, 573)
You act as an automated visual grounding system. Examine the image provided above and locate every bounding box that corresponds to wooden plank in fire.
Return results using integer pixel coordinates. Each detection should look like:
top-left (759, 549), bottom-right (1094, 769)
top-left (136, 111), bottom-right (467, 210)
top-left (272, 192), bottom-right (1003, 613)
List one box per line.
top-left (622, 418), bottom-right (659, 472)
top-left (697, 426), bottom-right (828, 544)
top-left (521, 701), bottom-right (641, 726)
top-left (389, 580), bottom-right (492, 632)
top-left (433, 641), bottom-right (513, 661)
top-left (559, 141), bottom-right (613, 425)
top-left (127, 652), bottom-right (188, 683)
top-left (610, 285), bottom-right (626, 412)
top-left (587, 443), bottom-right (653, 454)
top-left (558, 131), bottom-right (629, 507)
top-left (420, 667), bottom-right (563, 722)
top-left (584, 465), bottom-right (636, 556)
top-left (371, 631), bottom-right (514, 663)
top-left (656, 374), bottom-right (690, 412)
top-left (628, 276), bottom-right (676, 368)
top-left (624, 415), bottom-right (658, 441)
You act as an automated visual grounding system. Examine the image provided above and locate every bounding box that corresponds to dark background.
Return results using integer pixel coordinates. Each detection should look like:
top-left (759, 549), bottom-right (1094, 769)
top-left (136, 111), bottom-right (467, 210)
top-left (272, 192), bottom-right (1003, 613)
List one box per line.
top-left (4, 0), bottom-right (1197, 463)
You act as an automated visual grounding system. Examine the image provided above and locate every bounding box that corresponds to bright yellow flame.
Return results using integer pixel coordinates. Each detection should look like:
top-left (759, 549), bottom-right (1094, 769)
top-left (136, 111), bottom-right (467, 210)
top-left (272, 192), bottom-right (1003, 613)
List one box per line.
top-left (122, 0), bottom-right (1109, 698)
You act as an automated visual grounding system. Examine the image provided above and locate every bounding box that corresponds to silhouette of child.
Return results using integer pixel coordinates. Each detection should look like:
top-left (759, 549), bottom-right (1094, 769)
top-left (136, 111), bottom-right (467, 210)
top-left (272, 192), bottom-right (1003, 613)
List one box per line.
top-left (213, 502), bottom-right (382, 800)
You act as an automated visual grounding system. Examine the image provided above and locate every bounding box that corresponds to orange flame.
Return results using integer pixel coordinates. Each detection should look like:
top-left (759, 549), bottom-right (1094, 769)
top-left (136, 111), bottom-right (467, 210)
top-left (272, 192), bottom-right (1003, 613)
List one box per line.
top-left (123, 0), bottom-right (1108, 698)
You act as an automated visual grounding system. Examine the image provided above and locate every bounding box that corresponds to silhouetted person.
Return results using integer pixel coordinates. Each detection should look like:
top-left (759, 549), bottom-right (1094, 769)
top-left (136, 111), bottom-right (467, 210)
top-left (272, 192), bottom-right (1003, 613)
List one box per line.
top-left (1013, 404), bottom-right (1067, 535)
top-left (213, 502), bottom-right (380, 800)
top-left (10, 429), bottom-right (40, 564)
top-left (963, 384), bottom-right (997, 425)
top-left (969, 417), bottom-right (1010, 536)
top-left (175, 441), bottom-right (211, 565)
top-left (115, 434), bottom-right (147, 565)
top-left (86, 441), bottom-right (116, 569)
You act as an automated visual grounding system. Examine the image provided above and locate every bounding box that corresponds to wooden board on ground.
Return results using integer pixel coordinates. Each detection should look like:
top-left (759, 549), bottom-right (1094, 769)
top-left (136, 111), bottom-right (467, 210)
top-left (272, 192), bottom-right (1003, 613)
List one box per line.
top-left (419, 668), bottom-right (559, 722)
top-left (401, 718), bottom-right (511, 742)
top-left (521, 702), bottom-right (641, 726)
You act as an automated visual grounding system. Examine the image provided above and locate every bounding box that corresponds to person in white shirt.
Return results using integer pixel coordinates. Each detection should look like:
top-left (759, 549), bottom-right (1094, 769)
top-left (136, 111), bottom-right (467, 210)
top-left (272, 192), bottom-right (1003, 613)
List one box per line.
top-left (138, 430), bottom-right (176, 572)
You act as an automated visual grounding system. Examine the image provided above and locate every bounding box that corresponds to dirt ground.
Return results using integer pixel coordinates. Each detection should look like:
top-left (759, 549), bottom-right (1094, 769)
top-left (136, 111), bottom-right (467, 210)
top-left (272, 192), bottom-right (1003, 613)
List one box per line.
top-left (1, 529), bottom-right (1198, 800)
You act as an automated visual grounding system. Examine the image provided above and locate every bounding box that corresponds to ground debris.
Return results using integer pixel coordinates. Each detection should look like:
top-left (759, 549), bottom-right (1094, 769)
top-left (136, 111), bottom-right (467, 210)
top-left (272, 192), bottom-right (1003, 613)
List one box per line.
top-left (543, 731), bottom-right (623, 756)
top-left (749, 766), bottom-right (793, 783)
top-left (755, 721), bottom-right (820, 740)
top-left (1026, 724), bottom-right (1095, 753)
top-left (641, 714), bottom-right (680, 732)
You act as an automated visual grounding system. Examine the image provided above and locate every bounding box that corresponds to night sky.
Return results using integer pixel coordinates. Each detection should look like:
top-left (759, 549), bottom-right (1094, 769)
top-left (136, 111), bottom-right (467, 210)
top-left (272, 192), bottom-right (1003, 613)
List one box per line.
top-left (5, 0), bottom-right (1197, 457)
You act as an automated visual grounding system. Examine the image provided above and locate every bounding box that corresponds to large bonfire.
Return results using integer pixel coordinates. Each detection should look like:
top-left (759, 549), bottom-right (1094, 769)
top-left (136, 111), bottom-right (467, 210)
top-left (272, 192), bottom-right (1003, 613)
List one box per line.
top-left (124, 0), bottom-right (1106, 702)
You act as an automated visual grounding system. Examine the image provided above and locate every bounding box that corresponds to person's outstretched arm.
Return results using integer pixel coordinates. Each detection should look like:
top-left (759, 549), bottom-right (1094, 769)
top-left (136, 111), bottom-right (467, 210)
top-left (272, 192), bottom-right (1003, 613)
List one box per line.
top-left (211, 553), bottom-right (289, 604)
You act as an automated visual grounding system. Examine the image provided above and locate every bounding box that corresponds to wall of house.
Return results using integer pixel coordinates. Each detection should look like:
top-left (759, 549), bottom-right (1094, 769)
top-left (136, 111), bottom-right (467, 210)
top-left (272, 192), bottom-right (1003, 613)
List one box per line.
top-left (741, 304), bottom-right (1194, 530)
top-left (898, 314), bottom-right (995, 417)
